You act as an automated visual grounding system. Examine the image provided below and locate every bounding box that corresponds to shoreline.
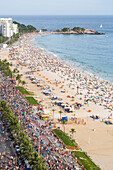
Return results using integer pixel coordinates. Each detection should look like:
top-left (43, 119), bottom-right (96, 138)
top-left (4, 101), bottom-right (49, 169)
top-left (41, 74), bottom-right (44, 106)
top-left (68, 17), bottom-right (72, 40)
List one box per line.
top-left (1, 32), bottom-right (113, 170)
top-left (33, 32), bottom-right (113, 85)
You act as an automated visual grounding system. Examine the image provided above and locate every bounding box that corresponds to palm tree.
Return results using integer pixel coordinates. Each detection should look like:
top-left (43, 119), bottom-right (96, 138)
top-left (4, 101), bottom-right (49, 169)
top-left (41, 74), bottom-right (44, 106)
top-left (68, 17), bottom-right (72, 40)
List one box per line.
top-left (16, 74), bottom-right (21, 85)
top-left (13, 68), bottom-right (19, 73)
top-left (9, 117), bottom-right (21, 135)
top-left (70, 128), bottom-right (76, 139)
top-left (0, 100), bottom-right (7, 110)
top-left (13, 68), bottom-right (19, 78)
top-left (52, 109), bottom-right (55, 120)
top-left (59, 110), bottom-right (63, 120)
top-left (21, 80), bottom-right (26, 87)
top-left (62, 120), bottom-right (66, 133)
top-left (20, 139), bottom-right (33, 160)
top-left (19, 79), bottom-right (22, 85)
top-left (17, 131), bottom-right (27, 146)
top-left (0, 105), bottom-right (4, 115)
top-left (28, 152), bottom-right (46, 170)
top-left (74, 113), bottom-right (76, 119)
top-left (16, 74), bottom-right (22, 86)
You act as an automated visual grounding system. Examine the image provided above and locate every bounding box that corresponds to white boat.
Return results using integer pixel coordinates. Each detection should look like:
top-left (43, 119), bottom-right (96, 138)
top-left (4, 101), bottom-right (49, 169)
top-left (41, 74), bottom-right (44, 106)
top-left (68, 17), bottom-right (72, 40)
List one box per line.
top-left (100, 24), bottom-right (103, 28)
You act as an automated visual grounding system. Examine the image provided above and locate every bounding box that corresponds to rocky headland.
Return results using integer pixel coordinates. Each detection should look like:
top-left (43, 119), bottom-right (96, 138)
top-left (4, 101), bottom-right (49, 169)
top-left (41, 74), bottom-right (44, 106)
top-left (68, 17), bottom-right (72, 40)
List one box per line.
top-left (53, 27), bottom-right (104, 35)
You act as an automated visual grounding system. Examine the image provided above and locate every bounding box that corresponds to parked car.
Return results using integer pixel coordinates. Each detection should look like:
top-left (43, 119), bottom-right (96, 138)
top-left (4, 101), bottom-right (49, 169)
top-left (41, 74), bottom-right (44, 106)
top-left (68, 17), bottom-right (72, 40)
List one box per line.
top-left (15, 145), bottom-right (20, 153)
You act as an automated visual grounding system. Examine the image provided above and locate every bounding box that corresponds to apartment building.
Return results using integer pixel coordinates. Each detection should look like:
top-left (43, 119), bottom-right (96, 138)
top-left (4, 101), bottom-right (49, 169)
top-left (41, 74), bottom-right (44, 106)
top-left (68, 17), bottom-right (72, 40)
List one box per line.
top-left (0, 18), bottom-right (18, 37)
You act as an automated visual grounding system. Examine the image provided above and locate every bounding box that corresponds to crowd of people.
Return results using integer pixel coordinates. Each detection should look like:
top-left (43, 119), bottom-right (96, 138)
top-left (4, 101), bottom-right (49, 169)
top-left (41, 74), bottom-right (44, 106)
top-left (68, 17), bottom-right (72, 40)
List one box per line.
top-left (0, 119), bottom-right (23, 169)
top-left (10, 33), bottom-right (113, 118)
top-left (0, 71), bottom-right (81, 169)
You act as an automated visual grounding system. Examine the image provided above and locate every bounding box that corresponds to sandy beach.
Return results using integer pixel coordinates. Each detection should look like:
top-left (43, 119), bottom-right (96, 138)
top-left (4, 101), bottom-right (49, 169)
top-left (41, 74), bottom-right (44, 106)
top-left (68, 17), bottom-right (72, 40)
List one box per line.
top-left (0, 32), bottom-right (113, 170)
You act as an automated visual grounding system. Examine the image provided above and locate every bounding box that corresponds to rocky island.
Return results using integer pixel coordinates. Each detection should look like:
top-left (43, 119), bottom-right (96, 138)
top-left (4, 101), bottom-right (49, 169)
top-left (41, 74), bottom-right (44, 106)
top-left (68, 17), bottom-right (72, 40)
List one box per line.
top-left (53, 27), bottom-right (104, 35)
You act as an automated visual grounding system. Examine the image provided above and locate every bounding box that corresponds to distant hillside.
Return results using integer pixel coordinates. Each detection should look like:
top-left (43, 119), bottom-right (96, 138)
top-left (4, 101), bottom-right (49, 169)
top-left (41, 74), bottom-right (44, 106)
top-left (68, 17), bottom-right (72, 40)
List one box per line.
top-left (13, 21), bottom-right (37, 33)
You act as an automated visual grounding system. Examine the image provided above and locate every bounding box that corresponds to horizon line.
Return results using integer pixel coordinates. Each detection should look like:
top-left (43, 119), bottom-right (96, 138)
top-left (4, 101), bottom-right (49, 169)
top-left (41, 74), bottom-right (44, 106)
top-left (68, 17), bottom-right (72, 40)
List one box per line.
top-left (0, 14), bottom-right (113, 16)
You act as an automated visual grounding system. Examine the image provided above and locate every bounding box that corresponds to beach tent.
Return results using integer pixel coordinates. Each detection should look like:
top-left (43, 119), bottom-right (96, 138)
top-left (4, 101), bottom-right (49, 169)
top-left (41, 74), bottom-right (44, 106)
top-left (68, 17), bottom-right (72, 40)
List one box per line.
top-left (28, 125), bottom-right (32, 128)
top-left (62, 116), bottom-right (68, 122)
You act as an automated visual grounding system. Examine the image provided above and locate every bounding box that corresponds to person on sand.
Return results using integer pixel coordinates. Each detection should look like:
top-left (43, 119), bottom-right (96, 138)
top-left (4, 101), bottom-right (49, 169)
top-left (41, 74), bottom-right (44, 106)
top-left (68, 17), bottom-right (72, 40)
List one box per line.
top-left (77, 86), bottom-right (79, 94)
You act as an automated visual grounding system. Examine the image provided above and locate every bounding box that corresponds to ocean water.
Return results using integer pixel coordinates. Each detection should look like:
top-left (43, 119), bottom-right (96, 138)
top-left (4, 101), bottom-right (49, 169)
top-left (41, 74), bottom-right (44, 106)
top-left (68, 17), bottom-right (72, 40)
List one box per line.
top-left (2, 15), bottom-right (113, 82)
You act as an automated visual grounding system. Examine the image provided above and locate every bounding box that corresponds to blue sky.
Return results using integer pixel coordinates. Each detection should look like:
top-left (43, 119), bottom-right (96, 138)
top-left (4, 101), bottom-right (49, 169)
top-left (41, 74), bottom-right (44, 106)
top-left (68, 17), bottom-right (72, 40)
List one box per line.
top-left (0, 0), bottom-right (113, 15)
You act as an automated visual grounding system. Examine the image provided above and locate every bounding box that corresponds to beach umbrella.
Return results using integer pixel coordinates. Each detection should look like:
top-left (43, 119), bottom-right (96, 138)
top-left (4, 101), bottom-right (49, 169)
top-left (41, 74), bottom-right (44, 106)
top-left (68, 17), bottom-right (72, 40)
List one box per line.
top-left (71, 99), bottom-right (75, 101)
top-left (88, 110), bottom-right (92, 112)
top-left (108, 117), bottom-right (112, 119)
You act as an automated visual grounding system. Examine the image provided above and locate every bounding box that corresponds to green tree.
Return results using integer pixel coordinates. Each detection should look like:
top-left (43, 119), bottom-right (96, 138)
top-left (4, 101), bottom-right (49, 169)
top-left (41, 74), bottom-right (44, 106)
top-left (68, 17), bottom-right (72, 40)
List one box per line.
top-left (41, 29), bottom-right (48, 32)
top-left (13, 21), bottom-right (37, 33)
top-left (8, 117), bottom-right (21, 135)
top-left (55, 29), bottom-right (61, 32)
top-left (0, 100), bottom-right (7, 110)
top-left (27, 25), bottom-right (36, 32)
top-left (61, 27), bottom-right (69, 32)
top-left (17, 131), bottom-right (27, 146)
top-left (16, 74), bottom-right (22, 86)
top-left (21, 80), bottom-right (26, 87)
top-left (59, 110), bottom-right (63, 120)
top-left (20, 138), bottom-right (33, 160)
top-left (62, 120), bottom-right (66, 133)
top-left (70, 128), bottom-right (76, 139)
top-left (13, 68), bottom-right (19, 73)
top-left (28, 152), bottom-right (46, 170)
top-left (52, 109), bottom-right (55, 120)
top-left (19, 79), bottom-right (22, 85)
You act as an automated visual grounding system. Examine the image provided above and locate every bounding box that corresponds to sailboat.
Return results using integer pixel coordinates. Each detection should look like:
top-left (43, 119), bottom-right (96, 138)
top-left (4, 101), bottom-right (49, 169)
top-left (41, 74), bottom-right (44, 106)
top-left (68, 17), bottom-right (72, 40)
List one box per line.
top-left (100, 24), bottom-right (103, 28)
